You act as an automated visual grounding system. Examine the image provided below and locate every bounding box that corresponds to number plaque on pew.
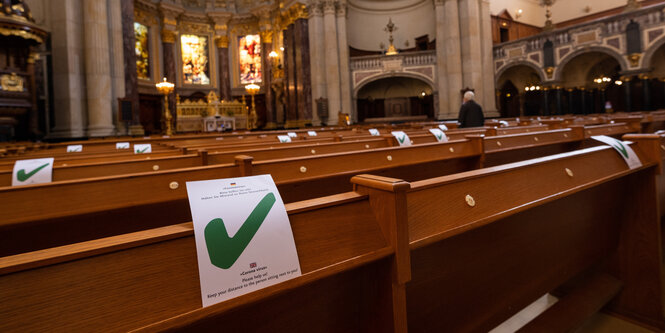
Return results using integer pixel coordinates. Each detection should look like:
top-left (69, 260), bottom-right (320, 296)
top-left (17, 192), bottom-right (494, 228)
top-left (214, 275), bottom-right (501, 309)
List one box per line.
top-left (186, 175), bottom-right (301, 307)
top-left (12, 157), bottom-right (54, 186)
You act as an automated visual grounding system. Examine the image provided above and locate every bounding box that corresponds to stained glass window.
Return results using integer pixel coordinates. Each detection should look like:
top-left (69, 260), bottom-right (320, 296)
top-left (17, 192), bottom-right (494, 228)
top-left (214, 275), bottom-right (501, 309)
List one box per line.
top-left (134, 22), bottom-right (150, 80)
top-left (239, 34), bottom-right (262, 84)
top-left (181, 34), bottom-right (211, 85)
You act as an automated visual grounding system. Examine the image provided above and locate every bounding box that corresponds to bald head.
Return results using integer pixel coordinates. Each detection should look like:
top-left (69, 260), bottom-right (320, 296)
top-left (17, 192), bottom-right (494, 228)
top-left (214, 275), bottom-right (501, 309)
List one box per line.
top-left (463, 91), bottom-right (475, 102)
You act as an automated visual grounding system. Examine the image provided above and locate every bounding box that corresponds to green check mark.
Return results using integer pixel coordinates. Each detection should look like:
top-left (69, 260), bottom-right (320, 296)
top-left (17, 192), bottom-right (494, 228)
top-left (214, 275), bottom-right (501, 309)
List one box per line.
top-left (204, 192), bottom-right (276, 269)
top-left (397, 135), bottom-right (406, 144)
top-left (17, 163), bottom-right (50, 182)
top-left (436, 133), bottom-right (443, 140)
top-left (611, 141), bottom-right (629, 158)
top-left (136, 147), bottom-right (149, 153)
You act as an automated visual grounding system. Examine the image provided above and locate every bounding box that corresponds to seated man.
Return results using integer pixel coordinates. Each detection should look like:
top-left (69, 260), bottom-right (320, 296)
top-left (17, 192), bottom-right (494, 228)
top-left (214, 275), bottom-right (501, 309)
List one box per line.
top-left (458, 91), bottom-right (485, 128)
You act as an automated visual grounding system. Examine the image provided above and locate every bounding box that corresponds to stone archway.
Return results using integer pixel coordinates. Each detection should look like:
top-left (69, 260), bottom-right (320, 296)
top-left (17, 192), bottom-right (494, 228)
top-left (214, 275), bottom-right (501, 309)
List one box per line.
top-left (355, 76), bottom-right (434, 122)
top-left (495, 64), bottom-right (543, 117)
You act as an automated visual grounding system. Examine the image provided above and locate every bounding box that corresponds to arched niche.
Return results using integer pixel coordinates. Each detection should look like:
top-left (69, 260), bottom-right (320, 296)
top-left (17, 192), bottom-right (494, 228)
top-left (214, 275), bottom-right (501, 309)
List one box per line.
top-left (355, 76), bottom-right (434, 122)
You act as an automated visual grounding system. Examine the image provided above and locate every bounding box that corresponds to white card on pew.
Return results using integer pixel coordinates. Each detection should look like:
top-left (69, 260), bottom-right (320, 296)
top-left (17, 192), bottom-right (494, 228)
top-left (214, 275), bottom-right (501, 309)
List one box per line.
top-left (429, 128), bottom-right (448, 142)
top-left (287, 132), bottom-right (298, 138)
top-left (391, 131), bottom-right (412, 146)
top-left (116, 142), bottom-right (130, 149)
top-left (186, 175), bottom-right (301, 307)
top-left (277, 135), bottom-right (291, 143)
top-left (307, 131), bottom-right (317, 137)
top-left (369, 128), bottom-right (380, 136)
top-left (438, 124), bottom-right (448, 131)
top-left (66, 145), bottom-right (82, 152)
top-left (134, 143), bottom-right (152, 154)
top-left (591, 135), bottom-right (642, 169)
top-left (12, 157), bottom-right (54, 186)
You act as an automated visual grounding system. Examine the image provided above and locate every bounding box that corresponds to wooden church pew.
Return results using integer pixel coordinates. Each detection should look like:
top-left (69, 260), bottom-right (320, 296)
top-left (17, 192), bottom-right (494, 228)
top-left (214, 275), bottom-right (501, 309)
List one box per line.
top-left (1, 138), bottom-right (654, 332)
top-left (0, 128), bottom-right (595, 255)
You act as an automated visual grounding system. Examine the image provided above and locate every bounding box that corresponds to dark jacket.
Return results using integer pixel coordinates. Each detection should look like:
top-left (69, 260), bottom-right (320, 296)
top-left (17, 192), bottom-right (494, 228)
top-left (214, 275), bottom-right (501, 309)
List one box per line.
top-left (458, 100), bottom-right (484, 128)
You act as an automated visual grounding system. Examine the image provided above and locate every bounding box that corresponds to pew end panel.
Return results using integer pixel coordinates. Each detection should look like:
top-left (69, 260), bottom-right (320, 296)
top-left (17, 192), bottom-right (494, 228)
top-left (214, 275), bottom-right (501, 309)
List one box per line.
top-left (0, 192), bottom-right (401, 332)
top-left (402, 142), bottom-right (665, 331)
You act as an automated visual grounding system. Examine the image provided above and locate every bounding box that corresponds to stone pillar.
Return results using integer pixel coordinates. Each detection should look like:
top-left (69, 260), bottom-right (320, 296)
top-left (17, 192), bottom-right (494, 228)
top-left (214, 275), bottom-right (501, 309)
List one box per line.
top-left (624, 78), bottom-right (632, 112)
top-left (295, 18), bottom-right (313, 126)
top-left (50, 0), bottom-right (86, 138)
top-left (109, 0), bottom-right (126, 134)
top-left (162, 30), bottom-right (177, 126)
top-left (336, 2), bottom-right (353, 122)
top-left (434, 0), bottom-right (449, 119)
top-left (459, 0), bottom-right (483, 102)
top-left (284, 24), bottom-right (298, 127)
top-left (216, 37), bottom-right (232, 101)
top-left (323, 0), bottom-right (341, 125)
top-left (642, 76), bottom-right (651, 111)
top-left (120, 0), bottom-right (143, 135)
top-left (83, 0), bottom-right (115, 136)
top-left (543, 89), bottom-right (550, 115)
top-left (480, 0), bottom-right (497, 116)
top-left (555, 88), bottom-right (562, 115)
top-left (580, 89), bottom-right (586, 114)
top-left (444, 0), bottom-right (463, 118)
top-left (261, 39), bottom-right (274, 127)
top-left (308, 1), bottom-right (325, 125)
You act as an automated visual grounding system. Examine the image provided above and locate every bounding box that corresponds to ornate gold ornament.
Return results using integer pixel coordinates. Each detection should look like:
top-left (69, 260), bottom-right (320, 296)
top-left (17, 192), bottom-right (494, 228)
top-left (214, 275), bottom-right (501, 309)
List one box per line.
top-left (0, 73), bottom-right (24, 92)
top-left (215, 35), bottom-right (229, 48)
top-left (161, 29), bottom-right (177, 43)
top-left (627, 53), bottom-right (641, 67)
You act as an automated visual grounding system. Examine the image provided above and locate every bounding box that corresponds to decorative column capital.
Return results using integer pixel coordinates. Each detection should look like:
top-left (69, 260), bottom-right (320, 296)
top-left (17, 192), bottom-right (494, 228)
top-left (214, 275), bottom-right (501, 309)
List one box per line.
top-left (336, 1), bottom-right (347, 17)
top-left (323, 0), bottom-right (337, 14)
top-left (307, 1), bottom-right (324, 17)
top-left (162, 29), bottom-right (177, 43)
top-left (215, 35), bottom-right (229, 48)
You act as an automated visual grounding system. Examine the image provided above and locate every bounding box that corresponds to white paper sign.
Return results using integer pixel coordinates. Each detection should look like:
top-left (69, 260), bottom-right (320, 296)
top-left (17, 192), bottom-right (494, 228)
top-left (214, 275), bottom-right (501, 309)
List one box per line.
top-left (186, 175), bottom-right (301, 307)
top-left (591, 135), bottom-right (642, 169)
top-left (369, 129), bottom-right (380, 136)
top-left (287, 132), bottom-right (298, 138)
top-left (134, 143), bottom-right (152, 154)
top-left (116, 142), bottom-right (130, 149)
top-left (307, 131), bottom-right (317, 137)
top-left (391, 131), bottom-right (412, 146)
top-left (429, 128), bottom-right (448, 143)
top-left (438, 124), bottom-right (448, 131)
top-left (66, 145), bottom-right (82, 153)
top-left (162, 135), bottom-right (170, 138)
top-left (499, 120), bottom-right (510, 127)
top-left (12, 158), bottom-right (54, 186)
top-left (277, 135), bottom-right (292, 143)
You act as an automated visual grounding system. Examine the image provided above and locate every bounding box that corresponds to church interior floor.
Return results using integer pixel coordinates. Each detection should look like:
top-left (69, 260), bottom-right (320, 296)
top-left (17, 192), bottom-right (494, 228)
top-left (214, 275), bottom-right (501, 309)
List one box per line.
top-left (490, 294), bottom-right (657, 332)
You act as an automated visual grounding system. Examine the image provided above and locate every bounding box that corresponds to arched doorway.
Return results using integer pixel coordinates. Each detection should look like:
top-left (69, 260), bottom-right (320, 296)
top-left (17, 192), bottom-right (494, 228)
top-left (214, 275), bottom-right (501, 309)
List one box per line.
top-left (496, 64), bottom-right (542, 117)
top-left (356, 77), bottom-right (434, 122)
top-left (559, 51), bottom-right (622, 113)
top-left (499, 81), bottom-right (520, 117)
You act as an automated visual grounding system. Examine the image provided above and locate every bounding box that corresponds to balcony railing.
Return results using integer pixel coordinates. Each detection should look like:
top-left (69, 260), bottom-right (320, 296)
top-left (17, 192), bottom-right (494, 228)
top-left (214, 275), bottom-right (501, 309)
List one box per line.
top-left (350, 50), bottom-right (436, 71)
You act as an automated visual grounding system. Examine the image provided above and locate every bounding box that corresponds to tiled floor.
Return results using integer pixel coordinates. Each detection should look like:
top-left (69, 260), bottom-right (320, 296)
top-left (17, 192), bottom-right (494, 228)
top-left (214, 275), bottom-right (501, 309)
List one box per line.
top-left (490, 294), bottom-right (657, 333)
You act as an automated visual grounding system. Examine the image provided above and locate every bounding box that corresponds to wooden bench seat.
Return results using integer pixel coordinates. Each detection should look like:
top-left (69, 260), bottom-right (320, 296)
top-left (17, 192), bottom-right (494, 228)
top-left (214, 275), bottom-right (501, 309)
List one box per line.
top-left (2, 139), bottom-right (659, 331)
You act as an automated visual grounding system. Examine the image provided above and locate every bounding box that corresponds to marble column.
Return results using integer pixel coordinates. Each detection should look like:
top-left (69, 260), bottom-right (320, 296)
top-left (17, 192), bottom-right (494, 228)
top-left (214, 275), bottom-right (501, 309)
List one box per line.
top-left (284, 24), bottom-right (299, 126)
top-left (434, 0), bottom-right (449, 119)
top-left (624, 78), bottom-right (632, 112)
top-left (261, 39), bottom-right (274, 127)
top-left (50, 0), bottom-right (86, 138)
top-left (323, 0), bottom-right (341, 125)
top-left (162, 30), bottom-right (177, 126)
top-left (444, 0), bottom-right (463, 118)
top-left (308, 2), bottom-right (325, 125)
top-left (216, 37), bottom-right (232, 101)
top-left (83, 0), bottom-right (115, 136)
top-left (642, 77), bottom-right (651, 111)
top-left (120, 0), bottom-right (141, 133)
top-left (111, 0), bottom-right (129, 134)
top-left (480, 0), bottom-right (497, 115)
top-left (459, 0), bottom-right (483, 100)
top-left (555, 88), bottom-right (562, 115)
top-left (543, 89), bottom-right (549, 115)
top-left (295, 18), bottom-right (313, 126)
top-left (336, 3), bottom-right (353, 122)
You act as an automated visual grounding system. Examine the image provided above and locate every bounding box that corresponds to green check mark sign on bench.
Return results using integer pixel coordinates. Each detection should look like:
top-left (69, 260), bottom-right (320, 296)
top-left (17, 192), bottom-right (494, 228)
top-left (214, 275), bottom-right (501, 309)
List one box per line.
top-left (205, 192), bottom-right (276, 269)
top-left (391, 131), bottom-right (412, 146)
top-left (591, 135), bottom-right (642, 170)
top-left (186, 175), bottom-right (301, 307)
top-left (12, 157), bottom-right (55, 186)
